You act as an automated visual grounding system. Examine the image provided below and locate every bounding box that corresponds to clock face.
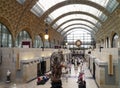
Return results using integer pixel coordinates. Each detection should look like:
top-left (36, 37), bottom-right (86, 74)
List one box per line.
top-left (77, 41), bottom-right (81, 45)
top-left (75, 40), bottom-right (82, 47)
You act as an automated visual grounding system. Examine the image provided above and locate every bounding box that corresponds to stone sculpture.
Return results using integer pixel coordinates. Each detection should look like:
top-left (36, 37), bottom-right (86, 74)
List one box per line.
top-left (50, 50), bottom-right (64, 88)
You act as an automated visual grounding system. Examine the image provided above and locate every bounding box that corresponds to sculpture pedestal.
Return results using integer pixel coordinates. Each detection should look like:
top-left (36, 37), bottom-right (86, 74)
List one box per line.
top-left (6, 75), bottom-right (11, 83)
top-left (51, 80), bottom-right (62, 88)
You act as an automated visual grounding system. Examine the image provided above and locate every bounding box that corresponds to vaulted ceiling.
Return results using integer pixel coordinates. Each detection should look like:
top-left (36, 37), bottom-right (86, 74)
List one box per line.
top-left (13, 0), bottom-right (120, 48)
top-left (28, 0), bottom-right (119, 47)
top-left (30, 0), bottom-right (119, 36)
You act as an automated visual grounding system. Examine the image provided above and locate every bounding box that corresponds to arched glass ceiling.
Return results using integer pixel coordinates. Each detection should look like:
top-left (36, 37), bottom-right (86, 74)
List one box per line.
top-left (53, 14), bottom-right (98, 28)
top-left (57, 20), bottom-right (98, 32)
top-left (56, 18), bottom-right (102, 30)
top-left (64, 28), bottom-right (94, 37)
top-left (55, 16), bottom-right (101, 26)
top-left (62, 27), bottom-right (95, 36)
top-left (61, 25), bottom-right (95, 35)
top-left (33, 0), bottom-right (118, 12)
top-left (37, 0), bottom-right (66, 11)
top-left (64, 30), bottom-right (92, 37)
top-left (60, 24), bottom-right (97, 33)
top-left (31, 0), bottom-right (118, 17)
top-left (66, 29), bottom-right (91, 36)
top-left (49, 4), bottom-right (107, 22)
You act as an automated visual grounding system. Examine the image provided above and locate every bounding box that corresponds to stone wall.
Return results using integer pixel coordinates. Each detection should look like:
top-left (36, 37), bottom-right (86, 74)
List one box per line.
top-left (91, 48), bottom-right (118, 63)
top-left (95, 62), bottom-right (119, 88)
top-left (86, 48), bottom-right (120, 88)
top-left (95, 8), bottom-right (120, 47)
top-left (46, 58), bottom-right (50, 72)
top-left (0, 48), bottom-right (70, 82)
top-left (0, 48), bottom-right (16, 82)
top-left (0, 0), bottom-right (63, 45)
top-left (22, 61), bottom-right (38, 82)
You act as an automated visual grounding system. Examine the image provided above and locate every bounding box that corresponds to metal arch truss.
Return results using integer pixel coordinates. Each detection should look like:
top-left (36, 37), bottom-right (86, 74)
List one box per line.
top-left (56, 18), bottom-right (100, 31)
top-left (59, 23), bottom-right (97, 33)
top-left (50, 11), bottom-right (102, 26)
top-left (62, 27), bottom-right (95, 36)
top-left (41, 0), bottom-right (110, 20)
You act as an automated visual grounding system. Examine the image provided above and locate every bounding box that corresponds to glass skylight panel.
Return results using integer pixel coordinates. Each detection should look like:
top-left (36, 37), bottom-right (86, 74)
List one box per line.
top-left (45, 16), bottom-right (54, 23)
top-left (67, 36), bottom-right (91, 40)
top-left (99, 13), bottom-right (108, 22)
top-left (89, 0), bottom-right (119, 13)
top-left (37, 0), bottom-right (66, 11)
top-left (16, 0), bottom-right (25, 4)
top-left (57, 20), bottom-right (97, 32)
top-left (52, 24), bottom-right (58, 29)
top-left (96, 22), bottom-right (102, 28)
top-left (56, 18), bottom-right (101, 29)
top-left (49, 4), bottom-right (106, 21)
top-left (59, 17), bottom-right (99, 25)
top-left (63, 25), bottom-right (93, 32)
top-left (61, 25), bottom-right (93, 35)
top-left (67, 36), bottom-right (89, 40)
top-left (44, 16), bottom-right (53, 24)
top-left (56, 14), bottom-right (98, 26)
top-left (64, 29), bottom-right (91, 37)
top-left (89, 0), bottom-right (109, 8)
top-left (31, 2), bottom-right (44, 17)
top-left (67, 31), bottom-right (91, 35)
top-left (106, 0), bottom-right (119, 13)
top-left (35, 0), bottom-right (118, 14)
top-left (67, 31), bottom-right (91, 36)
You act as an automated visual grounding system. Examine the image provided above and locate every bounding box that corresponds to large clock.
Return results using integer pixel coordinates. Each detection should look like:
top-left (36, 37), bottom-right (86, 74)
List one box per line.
top-left (75, 40), bottom-right (82, 47)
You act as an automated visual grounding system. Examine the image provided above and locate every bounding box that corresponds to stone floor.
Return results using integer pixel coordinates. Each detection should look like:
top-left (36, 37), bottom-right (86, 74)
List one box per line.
top-left (0, 63), bottom-right (98, 88)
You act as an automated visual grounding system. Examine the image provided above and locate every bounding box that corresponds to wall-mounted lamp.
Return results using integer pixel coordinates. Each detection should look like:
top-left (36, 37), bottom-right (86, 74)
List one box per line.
top-left (44, 29), bottom-right (49, 40)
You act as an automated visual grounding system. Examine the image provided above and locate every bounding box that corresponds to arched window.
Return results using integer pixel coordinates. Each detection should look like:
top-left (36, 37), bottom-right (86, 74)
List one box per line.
top-left (106, 37), bottom-right (109, 48)
top-left (0, 23), bottom-right (12, 47)
top-left (50, 40), bottom-right (54, 48)
top-left (101, 39), bottom-right (104, 48)
top-left (44, 40), bottom-right (50, 48)
top-left (111, 33), bottom-right (119, 48)
top-left (33, 35), bottom-right (43, 48)
top-left (15, 30), bottom-right (31, 47)
top-left (54, 39), bottom-right (56, 45)
top-left (65, 29), bottom-right (93, 48)
top-left (57, 40), bottom-right (59, 45)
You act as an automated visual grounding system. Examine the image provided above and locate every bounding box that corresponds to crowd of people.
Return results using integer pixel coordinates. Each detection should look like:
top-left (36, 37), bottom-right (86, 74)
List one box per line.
top-left (61, 55), bottom-right (85, 83)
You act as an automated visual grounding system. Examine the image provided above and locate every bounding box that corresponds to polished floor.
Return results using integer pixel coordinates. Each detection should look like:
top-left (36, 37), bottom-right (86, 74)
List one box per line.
top-left (0, 63), bottom-right (98, 88)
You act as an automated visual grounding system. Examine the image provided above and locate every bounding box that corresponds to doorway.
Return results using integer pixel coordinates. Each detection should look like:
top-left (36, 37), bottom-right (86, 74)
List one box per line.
top-left (41, 61), bottom-right (46, 75)
top-left (37, 63), bottom-right (41, 77)
top-left (93, 62), bottom-right (96, 79)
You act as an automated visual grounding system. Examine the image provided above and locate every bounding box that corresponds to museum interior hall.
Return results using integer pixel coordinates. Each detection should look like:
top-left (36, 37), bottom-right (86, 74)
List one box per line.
top-left (1, 0), bottom-right (120, 88)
